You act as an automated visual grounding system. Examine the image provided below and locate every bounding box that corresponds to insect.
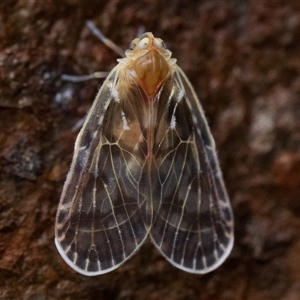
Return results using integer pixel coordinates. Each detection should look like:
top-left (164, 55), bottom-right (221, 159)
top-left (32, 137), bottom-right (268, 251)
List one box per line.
top-left (55, 24), bottom-right (234, 276)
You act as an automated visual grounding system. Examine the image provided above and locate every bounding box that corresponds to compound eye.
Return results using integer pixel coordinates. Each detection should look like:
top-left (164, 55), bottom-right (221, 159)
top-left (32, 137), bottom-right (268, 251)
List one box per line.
top-left (139, 37), bottom-right (150, 49)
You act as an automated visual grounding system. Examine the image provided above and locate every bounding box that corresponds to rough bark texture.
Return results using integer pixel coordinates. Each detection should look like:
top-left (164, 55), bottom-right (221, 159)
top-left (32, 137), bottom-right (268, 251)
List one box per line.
top-left (1, 0), bottom-right (300, 299)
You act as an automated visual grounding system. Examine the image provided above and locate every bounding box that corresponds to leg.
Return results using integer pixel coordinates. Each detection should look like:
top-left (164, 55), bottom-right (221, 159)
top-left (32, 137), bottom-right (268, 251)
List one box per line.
top-left (61, 72), bottom-right (109, 82)
top-left (62, 22), bottom-right (125, 83)
top-left (86, 21), bottom-right (125, 58)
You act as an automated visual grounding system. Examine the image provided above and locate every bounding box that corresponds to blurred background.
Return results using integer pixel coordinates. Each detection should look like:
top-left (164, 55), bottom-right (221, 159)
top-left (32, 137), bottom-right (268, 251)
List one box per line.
top-left (0, 0), bottom-right (300, 299)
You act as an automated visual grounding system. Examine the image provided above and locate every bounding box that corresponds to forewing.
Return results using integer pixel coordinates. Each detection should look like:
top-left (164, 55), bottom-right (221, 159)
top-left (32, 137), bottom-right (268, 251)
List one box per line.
top-left (55, 67), bottom-right (150, 276)
top-left (150, 68), bottom-right (234, 274)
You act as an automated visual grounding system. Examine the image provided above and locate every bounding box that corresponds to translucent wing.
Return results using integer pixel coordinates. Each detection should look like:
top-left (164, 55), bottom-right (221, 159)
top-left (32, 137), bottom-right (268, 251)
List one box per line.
top-left (150, 68), bottom-right (234, 274)
top-left (56, 31), bottom-right (234, 276)
top-left (55, 67), bottom-right (152, 276)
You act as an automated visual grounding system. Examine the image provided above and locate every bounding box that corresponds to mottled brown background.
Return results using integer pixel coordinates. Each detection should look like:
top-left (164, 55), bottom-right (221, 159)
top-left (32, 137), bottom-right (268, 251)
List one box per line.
top-left (1, 0), bottom-right (300, 299)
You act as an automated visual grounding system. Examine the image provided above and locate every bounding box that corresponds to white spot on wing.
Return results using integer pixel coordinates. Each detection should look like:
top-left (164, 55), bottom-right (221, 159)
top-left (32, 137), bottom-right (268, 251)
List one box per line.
top-left (59, 202), bottom-right (72, 211)
top-left (177, 89), bottom-right (185, 102)
top-left (112, 88), bottom-right (120, 102)
top-left (170, 114), bottom-right (176, 129)
top-left (121, 111), bottom-right (130, 130)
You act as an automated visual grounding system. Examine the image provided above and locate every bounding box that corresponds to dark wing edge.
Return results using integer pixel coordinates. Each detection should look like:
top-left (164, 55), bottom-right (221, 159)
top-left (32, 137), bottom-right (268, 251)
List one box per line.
top-left (55, 66), bottom-right (150, 276)
top-left (150, 67), bottom-right (234, 274)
